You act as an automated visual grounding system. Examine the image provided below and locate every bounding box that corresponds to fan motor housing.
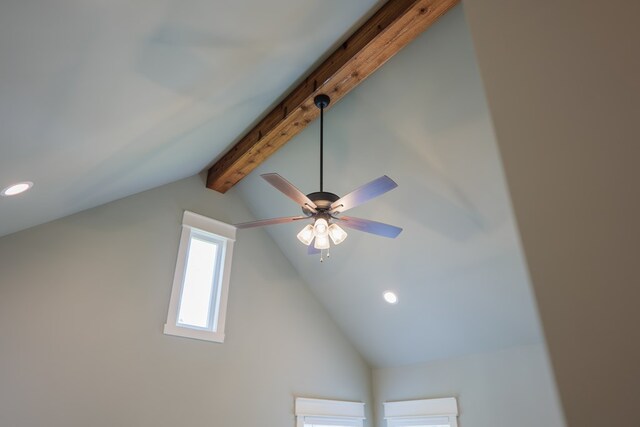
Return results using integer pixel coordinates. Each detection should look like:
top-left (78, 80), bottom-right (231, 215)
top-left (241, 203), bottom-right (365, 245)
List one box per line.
top-left (304, 191), bottom-right (339, 215)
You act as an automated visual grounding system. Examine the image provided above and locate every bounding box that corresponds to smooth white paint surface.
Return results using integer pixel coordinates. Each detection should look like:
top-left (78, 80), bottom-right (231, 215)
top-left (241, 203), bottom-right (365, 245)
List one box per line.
top-left (462, 0), bottom-right (640, 425)
top-left (234, 6), bottom-right (543, 367)
top-left (372, 345), bottom-right (565, 427)
top-left (0, 0), bottom-right (382, 237)
top-left (0, 175), bottom-right (372, 427)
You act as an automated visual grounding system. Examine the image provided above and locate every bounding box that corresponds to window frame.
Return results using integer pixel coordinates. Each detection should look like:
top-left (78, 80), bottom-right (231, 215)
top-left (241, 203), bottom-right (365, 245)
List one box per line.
top-left (295, 397), bottom-right (366, 427)
top-left (384, 398), bottom-right (458, 427)
top-left (164, 211), bottom-right (236, 343)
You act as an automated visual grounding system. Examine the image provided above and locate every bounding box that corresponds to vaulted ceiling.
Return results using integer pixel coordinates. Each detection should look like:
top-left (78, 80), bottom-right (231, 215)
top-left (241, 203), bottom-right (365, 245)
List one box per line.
top-left (0, 0), bottom-right (382, 237)
top-left (233, 7), bottom-right (542, 367)
top-left (0, 1), bottom-right (543, 368)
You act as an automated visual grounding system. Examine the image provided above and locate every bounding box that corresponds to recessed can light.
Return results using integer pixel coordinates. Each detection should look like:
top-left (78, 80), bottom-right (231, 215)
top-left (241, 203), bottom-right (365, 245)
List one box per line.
top-left (1, 181), bottom-right (34, 197)
top-left (383, 290), bottom-right (398, 304)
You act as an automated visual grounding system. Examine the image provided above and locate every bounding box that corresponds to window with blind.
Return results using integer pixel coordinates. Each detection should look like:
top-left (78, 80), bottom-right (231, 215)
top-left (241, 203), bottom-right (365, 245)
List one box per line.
top-left (384, 398), bottom-right (458, 427)
top-left (295, 398), bottom-right (365, 427)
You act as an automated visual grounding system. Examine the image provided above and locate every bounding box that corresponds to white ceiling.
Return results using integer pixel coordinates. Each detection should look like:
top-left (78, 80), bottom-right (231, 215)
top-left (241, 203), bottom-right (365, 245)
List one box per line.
top-left (233, 6), bottom-right (543, 367)
top-left (0, 0), bottom-right (381, 237)
top-left (0, 1), bottom-right (543, 369)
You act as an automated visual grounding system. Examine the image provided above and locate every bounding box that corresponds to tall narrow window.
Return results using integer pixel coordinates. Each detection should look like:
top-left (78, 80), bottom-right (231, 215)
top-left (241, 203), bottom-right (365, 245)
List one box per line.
top-left (164, 211), bottom-right (236, 343)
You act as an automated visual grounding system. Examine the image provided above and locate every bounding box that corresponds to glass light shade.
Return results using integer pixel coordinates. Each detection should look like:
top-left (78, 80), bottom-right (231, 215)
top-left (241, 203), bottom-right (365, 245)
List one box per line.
top-left (314, 234), bottom-right (330, 250)
top-left (296, 224), bottom-right (314, 245)
top-left (313, 218), bottom-right (329, 237)
top-left (328, 223), bottom-right (348, 245)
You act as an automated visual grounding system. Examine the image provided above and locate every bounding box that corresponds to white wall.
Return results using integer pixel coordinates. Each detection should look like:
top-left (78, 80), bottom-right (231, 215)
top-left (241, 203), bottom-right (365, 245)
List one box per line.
top-left (0, 175), bottom-right (372, 427)
top-left (462, 0), bottom-right (640, 425)
top-left (373, 345), bottom-right (565, 427)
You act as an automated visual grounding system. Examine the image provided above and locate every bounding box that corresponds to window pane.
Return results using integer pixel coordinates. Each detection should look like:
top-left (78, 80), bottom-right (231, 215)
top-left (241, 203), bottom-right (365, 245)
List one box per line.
top-left (177, 236), bottom-right (218, 328)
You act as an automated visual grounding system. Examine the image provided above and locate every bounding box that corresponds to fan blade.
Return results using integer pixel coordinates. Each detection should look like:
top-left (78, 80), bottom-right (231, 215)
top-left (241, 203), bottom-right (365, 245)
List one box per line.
top-left (235, 216), bottom-right (307, 229)
top-left (262, 173), bottom-right (317, 212)
top-left (307, 242), bottom-right (321, 255)
top-left (330, 175), bottom-right (397, 214)
top-left (337, 216), bottom-right (402, 238)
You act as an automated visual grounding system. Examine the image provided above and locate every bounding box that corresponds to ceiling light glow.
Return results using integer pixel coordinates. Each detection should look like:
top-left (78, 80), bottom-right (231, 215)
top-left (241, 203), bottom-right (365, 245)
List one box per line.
top-left (314, 234), bottom-right (330, 250)
top-left (328, 223), bottom-right (348, 245)
top-left (313, 218), bottom-right (329, 237)
top-left (1, 181), bottom-right (33, 197)
top-left (383, 291), bottom-right (398, 304)
top-left (297, 224), bottom-right (314, 246)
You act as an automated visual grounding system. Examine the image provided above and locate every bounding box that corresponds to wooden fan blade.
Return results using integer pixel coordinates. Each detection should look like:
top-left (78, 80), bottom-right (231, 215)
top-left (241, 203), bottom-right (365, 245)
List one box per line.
top-left (330, 175), bottom-right (397, 214)
top-left (337, 216), bottom-right (402, 238)
top-left (235, 216), bottom-right (307, 229)
top-left (262, 173), bottom-right (317, 212)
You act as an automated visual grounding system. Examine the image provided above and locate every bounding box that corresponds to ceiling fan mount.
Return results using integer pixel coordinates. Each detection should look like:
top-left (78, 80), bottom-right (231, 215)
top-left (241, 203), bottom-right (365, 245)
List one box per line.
top-left (235, 93), bottom-right (402, 261)
top-left (314, 94), bottom-right (331, 109)
top-left (302, 191), bottom-right (340, 215)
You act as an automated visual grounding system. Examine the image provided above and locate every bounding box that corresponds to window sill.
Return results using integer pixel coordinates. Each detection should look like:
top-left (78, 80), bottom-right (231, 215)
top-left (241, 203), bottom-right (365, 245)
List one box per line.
top-left (163, 323), bottom-right (225, 343)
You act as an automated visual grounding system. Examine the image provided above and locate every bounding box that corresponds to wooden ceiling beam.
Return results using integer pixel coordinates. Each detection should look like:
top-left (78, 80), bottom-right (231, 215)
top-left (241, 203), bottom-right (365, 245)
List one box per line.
top-left (206, 0), bottom-right (459, 193)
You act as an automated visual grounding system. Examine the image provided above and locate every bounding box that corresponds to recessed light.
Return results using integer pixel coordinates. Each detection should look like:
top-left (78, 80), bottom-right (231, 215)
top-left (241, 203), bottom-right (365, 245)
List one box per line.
top-left (1, 181), bottom-right (34, 197)
top-left (383, 290), bottom-right (398, 304)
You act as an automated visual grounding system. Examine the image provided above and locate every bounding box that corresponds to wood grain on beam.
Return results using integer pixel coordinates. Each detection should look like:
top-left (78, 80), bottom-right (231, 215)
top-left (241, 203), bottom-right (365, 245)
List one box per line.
top-left (207, 0), bottom-right (459, 193)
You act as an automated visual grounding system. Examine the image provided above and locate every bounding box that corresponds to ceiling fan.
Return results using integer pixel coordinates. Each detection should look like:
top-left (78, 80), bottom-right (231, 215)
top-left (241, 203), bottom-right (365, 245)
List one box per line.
top-left (235, 94), bottom-right (402, 260)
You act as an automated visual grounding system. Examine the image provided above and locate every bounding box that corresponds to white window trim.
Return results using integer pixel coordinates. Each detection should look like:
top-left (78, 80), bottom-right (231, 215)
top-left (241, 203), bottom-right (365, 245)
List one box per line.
top-left (164, 211), bottom-right (236, 343)
top-left (295, 398), bottom-right (365, 427)
top-left (384, 398), bottom-right (458, 427)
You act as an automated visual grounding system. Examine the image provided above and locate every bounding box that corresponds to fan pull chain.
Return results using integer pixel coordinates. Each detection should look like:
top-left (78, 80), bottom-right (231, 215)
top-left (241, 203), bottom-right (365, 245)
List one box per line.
top-left (319, 248), bottom-right (331, 263)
